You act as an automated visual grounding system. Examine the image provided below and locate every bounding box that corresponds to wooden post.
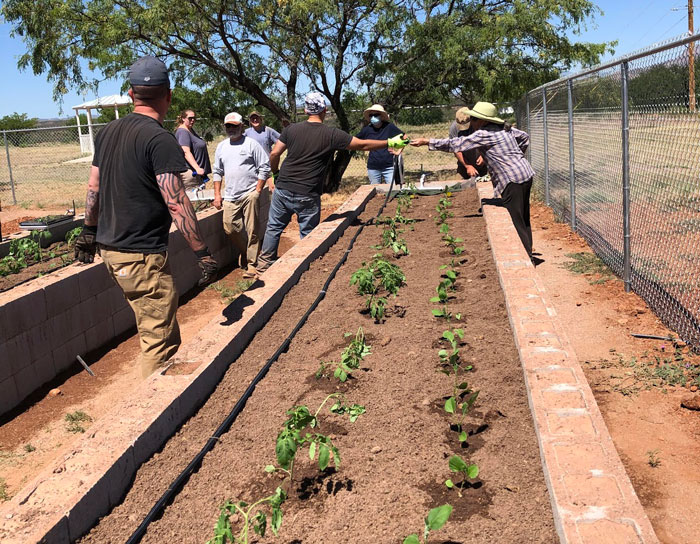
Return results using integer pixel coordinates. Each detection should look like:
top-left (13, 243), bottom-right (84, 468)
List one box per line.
top-left (690, 0), bottom-right (696, 112)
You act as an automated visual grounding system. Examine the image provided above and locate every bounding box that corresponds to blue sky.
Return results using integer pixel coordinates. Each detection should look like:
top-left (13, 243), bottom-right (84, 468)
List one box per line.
top-left (0, 0), bottom-right (694, 119)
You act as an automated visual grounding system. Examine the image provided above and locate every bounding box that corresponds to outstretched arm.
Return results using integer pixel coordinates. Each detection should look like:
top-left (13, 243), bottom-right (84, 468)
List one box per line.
top-left (156, 172), bottom-right (207, 252)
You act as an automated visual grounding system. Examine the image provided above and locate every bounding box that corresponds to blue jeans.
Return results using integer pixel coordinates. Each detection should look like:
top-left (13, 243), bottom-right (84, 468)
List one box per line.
top-left (258, 188), bottom-right (321, 267)
top-left (367, 166), bottom-right (395, 185)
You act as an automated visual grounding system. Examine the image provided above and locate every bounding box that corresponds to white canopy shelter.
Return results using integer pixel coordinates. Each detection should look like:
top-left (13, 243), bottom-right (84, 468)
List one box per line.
top-left (72, 94), bottom-right (132, 154)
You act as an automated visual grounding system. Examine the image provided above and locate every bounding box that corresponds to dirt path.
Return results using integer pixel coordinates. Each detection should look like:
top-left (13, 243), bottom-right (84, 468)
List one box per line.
top-left (530, 201), bottom-right (700, 544)
top-left (79, 188), bottom-right (555, 544)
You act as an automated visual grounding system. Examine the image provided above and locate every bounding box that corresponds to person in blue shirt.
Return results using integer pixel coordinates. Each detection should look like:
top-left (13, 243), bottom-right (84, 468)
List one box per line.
top-left (243, 111), bottom-right (280, 156)
top-left (355, 104), bottom-right (403, 185)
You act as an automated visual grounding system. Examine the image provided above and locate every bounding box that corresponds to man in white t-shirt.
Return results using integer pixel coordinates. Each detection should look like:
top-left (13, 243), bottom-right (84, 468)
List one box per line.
top-left (212, 112), bottom-right (271, 278)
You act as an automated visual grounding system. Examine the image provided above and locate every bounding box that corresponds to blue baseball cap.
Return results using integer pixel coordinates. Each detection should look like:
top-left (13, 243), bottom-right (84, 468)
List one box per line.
top-left (128, 56), bottom-right (170, 87)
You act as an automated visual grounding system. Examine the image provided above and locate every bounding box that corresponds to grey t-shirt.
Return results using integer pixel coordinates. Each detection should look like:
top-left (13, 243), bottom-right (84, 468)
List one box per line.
top-left (243, 126), bottom-right (280, 155)
top-left (212, 136), bottom-right (271, 201)
top-left (175, 127), bottom-right (212, 175)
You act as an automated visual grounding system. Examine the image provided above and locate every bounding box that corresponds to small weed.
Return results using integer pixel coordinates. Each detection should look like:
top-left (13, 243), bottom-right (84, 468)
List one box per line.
top-left (647, 449), bottom-right (661, 468)
top-left (65, 410), bottom-right (92, 433)
top-left (0, 478), bottom-right (8, 501)
top-left (561, 252), bottom-right (616, 284)
top-left (23, 444), bottom-right (36, 453)
top-left (403, 504), bottom-right (452, 544)
top-left (208, 279), bottom-right (254, 304)
top-left (65, 227), bottom-right (83, 246)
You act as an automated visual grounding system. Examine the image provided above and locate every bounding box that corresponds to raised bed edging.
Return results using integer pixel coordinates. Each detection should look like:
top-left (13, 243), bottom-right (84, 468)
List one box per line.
top-left (0, 216), bottom-right (84, 258)
top-left (0, 185), bottom-right (376, 544)
top-left (478, 181), bottom-right (659, 544)
top-left (0, 207), bottom-right (234, 416)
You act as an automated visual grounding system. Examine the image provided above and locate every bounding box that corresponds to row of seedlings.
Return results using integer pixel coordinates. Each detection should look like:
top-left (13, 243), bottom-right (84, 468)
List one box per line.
top-left (205, 193), bottom-right (414, 542)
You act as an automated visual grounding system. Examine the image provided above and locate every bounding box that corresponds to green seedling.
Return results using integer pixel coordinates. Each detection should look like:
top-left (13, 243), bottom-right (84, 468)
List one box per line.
top-left (438, 329), bottom-right (478, 441)
top-left (431, 279), bottom-right (461, 321)
top-left (0, 477), bottom-right (8, 501)
top-left (403, 504), bottom-right (453, 544)
top-left (439, 264), bottom-right (458, 289)
top-left (442, 234), bottom-right (465, 255)
top-left (434, 206), bottom-right (453, 225)
top-left (445, 455), bottom-right (479, 497)
top-left (376, 224), bottom-right (409, 256)
top-left (439, 222), bottom-right (449, 234)
top-left (350, 257), bottom-right (405, 322)
top-left (65, 410), bottom-right (92, 433)
top-left (65, 227), bottom-right (82, 246)
top-left (317, 327), bottom-right (372, 382)
top-left (23, 444), bottom-right (36, 453)
top-left (207, 486), bottom-right (286, 544)
top-left (265, 394), bottom-right (365, 485)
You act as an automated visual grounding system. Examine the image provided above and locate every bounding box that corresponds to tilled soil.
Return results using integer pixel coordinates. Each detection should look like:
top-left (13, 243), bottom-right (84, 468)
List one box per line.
top-left (80, 188), bottom-right (556, 543)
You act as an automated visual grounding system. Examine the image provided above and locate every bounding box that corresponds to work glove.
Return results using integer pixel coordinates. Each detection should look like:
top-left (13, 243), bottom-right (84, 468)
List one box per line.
top-left (195, 248), bottom-right (218, 287)
top-left (387, 134), bottom-right (410, 149)
top-left (74, 224), bottom-right (98, 263)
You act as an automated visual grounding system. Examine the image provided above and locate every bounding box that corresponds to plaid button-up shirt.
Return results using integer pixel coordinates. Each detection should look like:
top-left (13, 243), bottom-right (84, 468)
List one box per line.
top-left (429, 125), bottom-right (535, 196)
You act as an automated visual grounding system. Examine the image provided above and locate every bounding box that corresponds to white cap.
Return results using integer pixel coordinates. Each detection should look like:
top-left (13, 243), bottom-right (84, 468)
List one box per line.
top-left (223, 112), bottom-right (243, 124)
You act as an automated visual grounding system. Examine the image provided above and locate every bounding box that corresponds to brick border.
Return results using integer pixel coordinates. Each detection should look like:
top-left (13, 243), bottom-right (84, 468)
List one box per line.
top-left (0, 185), bottom-right (376, 544)
top-left (477, 182), bottom-right (659, 544)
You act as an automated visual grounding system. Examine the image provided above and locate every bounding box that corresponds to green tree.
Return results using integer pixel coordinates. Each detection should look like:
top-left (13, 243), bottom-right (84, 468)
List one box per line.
top-left (0, 112), bottom-right (38, 130)
top-left (2, 0), bottom-right (611, 190)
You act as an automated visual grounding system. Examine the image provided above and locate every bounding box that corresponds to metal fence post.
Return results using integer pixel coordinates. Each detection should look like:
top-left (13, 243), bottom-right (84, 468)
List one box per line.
top-left (525, 93), bottom-right (531, 162)
top-left (542, 88), bottom-right (550, 206)
top-left (567, 80), bottom-right (576, 231)
top-left (3, 131), bottom-right (17, 205)
top-left (621, 61), bottom-right (631, 292)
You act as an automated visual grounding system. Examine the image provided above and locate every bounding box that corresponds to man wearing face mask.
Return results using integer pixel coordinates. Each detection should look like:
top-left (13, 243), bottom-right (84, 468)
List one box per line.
top-left (356, 104), bottom-right (404, 184)
top-left (212, 112), bottom-right (271, 278)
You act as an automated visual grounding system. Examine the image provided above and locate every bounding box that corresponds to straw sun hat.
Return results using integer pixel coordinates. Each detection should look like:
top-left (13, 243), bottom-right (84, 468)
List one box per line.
top-left (467, 102), bottom-right (504, 124)
top-left (363, 104), bottom-right (390, 123)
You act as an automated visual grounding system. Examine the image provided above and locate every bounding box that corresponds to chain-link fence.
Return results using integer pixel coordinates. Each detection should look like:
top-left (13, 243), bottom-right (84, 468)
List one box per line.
top-left (520, 31), bottom-right (700, 348)
top-left (0, 105), bottom-right (504, 209)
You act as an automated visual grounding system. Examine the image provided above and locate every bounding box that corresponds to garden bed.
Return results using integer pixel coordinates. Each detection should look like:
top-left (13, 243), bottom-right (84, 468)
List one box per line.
top-left (80, 187), bottom-right (556, 543)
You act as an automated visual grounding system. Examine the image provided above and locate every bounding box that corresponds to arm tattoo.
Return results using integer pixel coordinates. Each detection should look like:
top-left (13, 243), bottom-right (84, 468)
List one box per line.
top-left (157, 172), bottom-right (207, 251)
top-left (85, 189), bottom-right (100, 226)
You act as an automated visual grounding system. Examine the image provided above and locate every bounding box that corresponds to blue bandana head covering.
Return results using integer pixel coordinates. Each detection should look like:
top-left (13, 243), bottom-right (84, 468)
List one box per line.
top-left (304, 92), bottom-right (327, 115)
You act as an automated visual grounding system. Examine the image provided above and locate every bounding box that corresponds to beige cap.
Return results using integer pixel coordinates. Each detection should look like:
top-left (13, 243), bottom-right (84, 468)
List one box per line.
top-left (248, 110), bottom-right (263, 119)
top-left (223, 112), bottom-right (243, 124)
top-left (455, 107), bottom-right (470, 131)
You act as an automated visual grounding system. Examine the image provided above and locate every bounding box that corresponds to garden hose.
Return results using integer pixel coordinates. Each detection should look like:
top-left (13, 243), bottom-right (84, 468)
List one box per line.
top-left (124, 165), bottom-right (399, 544)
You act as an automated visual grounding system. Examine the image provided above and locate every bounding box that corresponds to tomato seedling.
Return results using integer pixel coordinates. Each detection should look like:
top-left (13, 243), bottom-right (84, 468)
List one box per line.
top-left (403, 504), bottom-right (453, 544)
top-left (445, 455), bottom-right (479, 497)
top-left (350, 256), bottom-right (405, 322)
top-left (207, 486), bottom-right (286, 544)
top-left (442, 234), bottom-right (465, 256)
top-left (431, 279), bottom-right (461, 321)
top-left (266, 394), bottom-right (365, 485)
top-left (317, 327), bottom-right (372, 382)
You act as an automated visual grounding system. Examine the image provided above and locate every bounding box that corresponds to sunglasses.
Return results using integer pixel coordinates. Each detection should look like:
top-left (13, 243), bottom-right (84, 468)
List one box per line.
top-left (187, 116), bottom-right (196, 120)
top-left (224, 123), bottom-right (241, 128)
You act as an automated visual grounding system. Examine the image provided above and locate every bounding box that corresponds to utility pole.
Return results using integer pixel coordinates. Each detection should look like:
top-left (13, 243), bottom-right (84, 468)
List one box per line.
top-left (690, 0), bottom-right (696, 112)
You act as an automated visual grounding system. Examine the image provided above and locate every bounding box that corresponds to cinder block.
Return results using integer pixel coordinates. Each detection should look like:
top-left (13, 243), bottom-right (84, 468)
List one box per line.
top-left (14, 363), bottom-right (38, 401)
top-left (0, 288), bottom-right (47, 341)
top-left (0, 376), bottom-right (19, 414)
top-left (6, 332), bottom-right (33, 375)
top-left (85, 318), bottom-right (115, 354)
top-left (46, 310), bottom-right (76, 347)
top-left (173, 261), bottom-right (201, 295)
top-left (112, 306), bottom-right (135, 336)
top-left (76, 297), bottom-right (106, 332)
top-left (52, 334), bottom-right (87, 374)
top-left (0, 341), bottom-right (11, 381)
top-left (26, 322), bottom-right (53, 360)
top-left (44, 273), bottom-right (81, 317)
top-left (77, 263), bottom-right (113, 301)
top-left (167, 231), bottom-right (189, 254)
top-left (106, 285), bottom-right (128, 314)
top-left (34, 352), bottom-right (57, 387)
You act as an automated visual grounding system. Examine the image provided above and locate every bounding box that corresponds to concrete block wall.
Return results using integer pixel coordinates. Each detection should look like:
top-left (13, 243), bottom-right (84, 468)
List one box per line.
top-left (0, 208), bottom-right (231, 415)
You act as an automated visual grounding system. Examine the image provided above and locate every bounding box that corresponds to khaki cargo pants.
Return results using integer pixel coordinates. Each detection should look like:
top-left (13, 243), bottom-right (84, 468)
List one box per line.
top-left (223, 188), bottom-right (270, 271)
top-left (101, 249), bottom-right (181, 377)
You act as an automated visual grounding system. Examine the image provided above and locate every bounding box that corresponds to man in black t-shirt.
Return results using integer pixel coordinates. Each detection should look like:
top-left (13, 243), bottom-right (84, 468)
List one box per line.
top-left (257, 92), bottom-right (408, 271)
top-left (73, 56), bottom-right (218, 377)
